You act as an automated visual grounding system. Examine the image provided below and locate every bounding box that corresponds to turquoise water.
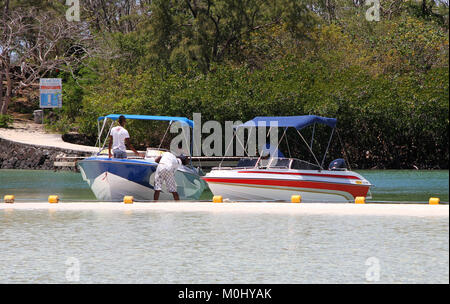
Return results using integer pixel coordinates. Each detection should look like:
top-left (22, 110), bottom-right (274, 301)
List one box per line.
top-left (0, 169), bottom-right (448, 202)
top-left (0, 170), bottom-right (96, 201)
top-left (357, 170), bottom-right (449, 202)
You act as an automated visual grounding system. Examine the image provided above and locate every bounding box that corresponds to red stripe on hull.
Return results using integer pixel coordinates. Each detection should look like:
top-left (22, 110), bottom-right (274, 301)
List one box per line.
top-left (203, 178), bottom-right (370, 198)
top-left (236, 171), bottom-right (361, 180)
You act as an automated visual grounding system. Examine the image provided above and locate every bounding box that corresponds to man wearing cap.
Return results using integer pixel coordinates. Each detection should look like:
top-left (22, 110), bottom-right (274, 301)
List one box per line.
top-left (153, 152), bottom-right (188, 201)
top-left (108, 115), bottom-right (143, 159)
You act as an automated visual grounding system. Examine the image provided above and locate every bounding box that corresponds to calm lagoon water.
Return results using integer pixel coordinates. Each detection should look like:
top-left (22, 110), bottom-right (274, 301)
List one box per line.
top-left (0, 169), bottom-right (448, 202)
top-left (0, 169), bottom-right (448, 283)
top-left (359, 170), bottom-right (449, 203)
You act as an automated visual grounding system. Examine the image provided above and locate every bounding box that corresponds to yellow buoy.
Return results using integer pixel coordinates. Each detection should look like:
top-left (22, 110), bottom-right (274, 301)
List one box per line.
top-left (48, 195), bottom-right (59, 204)
top-left (213, 195), bottom-right (223, 203)
top-left (123, 196), bottom-right (134, 204)
top-left (429, 197), bottom-right (440, 205)
top-left (4, 195), bottom-right (15, 204)
top-left (355, 197), bottom-right (366, 204)
top-left (291, 195), bottom-right (302, 203)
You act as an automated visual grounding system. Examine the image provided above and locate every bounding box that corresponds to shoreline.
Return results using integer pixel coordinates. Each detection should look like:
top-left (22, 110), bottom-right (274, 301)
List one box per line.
top-left (0, 120), bottom-right (95, 171)
top-left (0, 120), bottom-right (98, 153)
top-left (1, 119), bottom-right (449, 170)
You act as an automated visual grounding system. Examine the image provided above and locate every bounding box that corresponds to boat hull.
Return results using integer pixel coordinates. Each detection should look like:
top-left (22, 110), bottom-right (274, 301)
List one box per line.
top-left (78, 157), bottom-right (206, 201)
top-left (203, 169), bottom-right (371, 203)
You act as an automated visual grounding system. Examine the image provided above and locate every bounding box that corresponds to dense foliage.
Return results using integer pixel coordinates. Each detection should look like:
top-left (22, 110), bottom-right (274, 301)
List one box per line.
top-left (3, 0), bottom-right (449, 169)
top-left (0, 114), bottom-right (13, 128)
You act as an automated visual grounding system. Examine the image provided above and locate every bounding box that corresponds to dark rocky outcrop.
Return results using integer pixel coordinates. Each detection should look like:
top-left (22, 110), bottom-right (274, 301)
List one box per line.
top-left (0, 138), bottom-right (91, 171)
top-left (62, 132), bottom-right (96, 146)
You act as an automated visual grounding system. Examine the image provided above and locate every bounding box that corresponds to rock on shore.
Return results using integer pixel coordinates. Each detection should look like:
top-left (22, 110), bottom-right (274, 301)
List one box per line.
top-left (0, 138), bottom-right (90, 171)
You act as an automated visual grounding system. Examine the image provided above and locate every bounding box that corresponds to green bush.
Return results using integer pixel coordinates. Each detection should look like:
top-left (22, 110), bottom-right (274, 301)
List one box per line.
top-left (64, 57), bottom-right (448, 169)
top-left (0, 114), bottom-right (13, 128)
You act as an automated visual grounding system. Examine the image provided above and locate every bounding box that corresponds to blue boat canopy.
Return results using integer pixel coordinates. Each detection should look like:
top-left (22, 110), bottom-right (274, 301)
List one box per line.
top-left (237, 115), bottom-right (337, 130)
top-left (98, 114), bottom-right (194, 128)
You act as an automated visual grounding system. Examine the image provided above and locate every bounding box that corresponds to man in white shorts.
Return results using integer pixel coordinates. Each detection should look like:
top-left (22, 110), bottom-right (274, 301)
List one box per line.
top-left (108, 115), bottom-right (143, 159)
top-left (153, 152), bottom-right (188, 201)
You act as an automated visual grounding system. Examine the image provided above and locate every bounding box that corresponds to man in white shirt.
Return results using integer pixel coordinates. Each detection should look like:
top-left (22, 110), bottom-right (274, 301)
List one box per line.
top-left (153, 152), bottom-right (188, 201)
top-left (108, 115), bottom-right (143, 159)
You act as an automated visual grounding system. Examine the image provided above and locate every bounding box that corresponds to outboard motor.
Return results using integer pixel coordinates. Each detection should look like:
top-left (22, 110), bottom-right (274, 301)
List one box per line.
top-left (329, 158), bottom-right (347, 171)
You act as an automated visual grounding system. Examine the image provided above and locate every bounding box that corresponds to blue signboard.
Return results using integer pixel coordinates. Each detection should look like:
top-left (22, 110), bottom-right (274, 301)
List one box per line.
top-left (40, 92), bottom-right (62, 108)
top-left (40, 78), bottom-right (62, 108)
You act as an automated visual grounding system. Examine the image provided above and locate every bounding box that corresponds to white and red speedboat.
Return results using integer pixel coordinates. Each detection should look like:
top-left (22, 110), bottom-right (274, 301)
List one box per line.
top-left (202, 115), bottom-right (372, 203)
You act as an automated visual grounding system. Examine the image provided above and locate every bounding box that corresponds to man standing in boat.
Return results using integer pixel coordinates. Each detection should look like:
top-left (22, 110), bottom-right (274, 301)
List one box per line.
top-left (153, 152), bottom-right (188, 201)
top-left (108, 115), bottom-right (142, 159)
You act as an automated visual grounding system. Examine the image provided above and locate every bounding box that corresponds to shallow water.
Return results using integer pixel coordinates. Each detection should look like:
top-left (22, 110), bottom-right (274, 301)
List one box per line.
top-left (0, 170), bottom-right (96, 201)
top-left (0, 169), bottom-right (448, 202)
top-left (0, 209), bottom-right (448, 283)
top-left (359, 170), bottom-right (449, 202)
top-left (0, 169), bottom-right (448, 283)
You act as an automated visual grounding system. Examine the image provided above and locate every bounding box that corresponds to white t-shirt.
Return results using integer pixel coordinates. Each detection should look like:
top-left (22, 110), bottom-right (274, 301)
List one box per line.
top-left (159, 152), bottom-right (182, 172)
top-left (110, 126), bottom-right (130, 152)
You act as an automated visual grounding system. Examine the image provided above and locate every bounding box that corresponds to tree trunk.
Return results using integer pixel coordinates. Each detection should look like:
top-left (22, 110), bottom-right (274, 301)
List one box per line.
top-left (0, 63), bottom-right (3, 112)
top-left (0, 60), bottom-right (12, 115)
top-left (1, 0), bottom-right (10, 114)
top-left (325, 0), bottom-right (335, 23)
top-left (422, 0), bottom-right (428, 16)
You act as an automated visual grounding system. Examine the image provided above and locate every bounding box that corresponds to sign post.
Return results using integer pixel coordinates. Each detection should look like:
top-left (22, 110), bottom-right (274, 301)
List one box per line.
top-left (40, 78), bottom-right (62, 108)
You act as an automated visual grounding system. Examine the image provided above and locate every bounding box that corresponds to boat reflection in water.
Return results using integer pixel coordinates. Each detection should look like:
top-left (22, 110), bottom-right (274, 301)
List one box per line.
top-left (203, 115), bottom-right (372, 203)
top-left (78, 114), bottom-right (206, 201)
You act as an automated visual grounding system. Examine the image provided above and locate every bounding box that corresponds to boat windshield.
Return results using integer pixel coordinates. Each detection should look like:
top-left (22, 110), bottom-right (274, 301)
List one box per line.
top-left (234, 157), bottom-right (271, 168)
top-left (289, 159), bottom-right (321, 170)
top-left (233, 157), bottom-right (321, 170)
top-left (236, 158), bottom-right (259, 168)
top-left (257, 157), bottom-right (317, 170)
top-left (268, 158), bottom-right (291, 168)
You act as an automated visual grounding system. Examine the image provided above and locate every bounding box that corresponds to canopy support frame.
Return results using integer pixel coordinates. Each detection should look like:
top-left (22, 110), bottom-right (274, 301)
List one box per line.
top-left (296, 129), bottom-right (323, 170)
top-left (98, 118), bottom-right (115, 155)
top-left (320, 127), bottom-right (335, 170)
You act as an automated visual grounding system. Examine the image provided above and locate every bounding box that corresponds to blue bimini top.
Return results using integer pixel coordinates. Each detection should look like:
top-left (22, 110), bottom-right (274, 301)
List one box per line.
top-left (237, 115), bottom-right (337, 130)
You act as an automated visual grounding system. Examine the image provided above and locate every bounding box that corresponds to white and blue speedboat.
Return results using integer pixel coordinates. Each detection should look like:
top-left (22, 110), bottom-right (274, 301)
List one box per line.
top-left (78, 114), bottom-right (207, 201)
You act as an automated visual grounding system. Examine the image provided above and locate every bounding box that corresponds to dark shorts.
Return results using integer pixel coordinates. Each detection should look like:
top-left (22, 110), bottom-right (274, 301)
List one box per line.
top-left (113, 149), bottom-right (128, 159)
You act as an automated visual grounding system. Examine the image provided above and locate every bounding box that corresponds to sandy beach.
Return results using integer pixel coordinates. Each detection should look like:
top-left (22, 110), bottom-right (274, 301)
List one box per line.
top-left (0, 120), bottom-right (97, 153)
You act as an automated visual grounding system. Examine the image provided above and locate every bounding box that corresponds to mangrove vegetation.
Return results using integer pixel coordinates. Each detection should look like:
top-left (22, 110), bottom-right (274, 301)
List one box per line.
top-left (0, 0), bottom-right (449, 168)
